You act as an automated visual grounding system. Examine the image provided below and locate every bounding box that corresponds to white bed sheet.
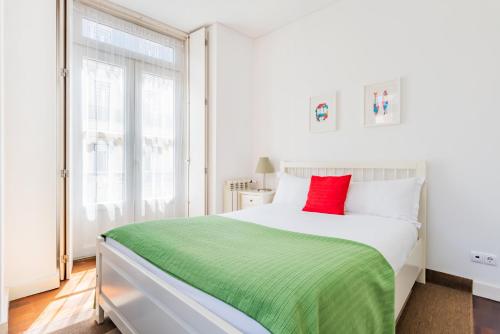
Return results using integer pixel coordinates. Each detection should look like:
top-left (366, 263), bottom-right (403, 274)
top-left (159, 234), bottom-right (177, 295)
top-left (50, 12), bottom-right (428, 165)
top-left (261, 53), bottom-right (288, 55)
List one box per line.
top-left (105, 203), bottom-right (418, 334)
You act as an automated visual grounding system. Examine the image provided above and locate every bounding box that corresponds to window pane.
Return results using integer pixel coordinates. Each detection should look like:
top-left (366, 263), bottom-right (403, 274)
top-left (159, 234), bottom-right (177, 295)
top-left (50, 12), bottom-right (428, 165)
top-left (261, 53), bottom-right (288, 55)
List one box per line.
top-left (82, 59), bottom-right (125, 205)
top-left (82, 59), bottom-right (124, 134)
top-left (82, 18), bottom-right (174, 63)
top-left (141, 72), bottom-right (175, 201)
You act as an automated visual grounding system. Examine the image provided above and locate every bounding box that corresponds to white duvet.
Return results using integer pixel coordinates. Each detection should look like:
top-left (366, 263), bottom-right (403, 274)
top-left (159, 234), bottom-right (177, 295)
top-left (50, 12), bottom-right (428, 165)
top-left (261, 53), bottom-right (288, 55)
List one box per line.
top-left (107, 203), bottom-right (418, 333)
top-left (223, 203), bottom-right (418, 272)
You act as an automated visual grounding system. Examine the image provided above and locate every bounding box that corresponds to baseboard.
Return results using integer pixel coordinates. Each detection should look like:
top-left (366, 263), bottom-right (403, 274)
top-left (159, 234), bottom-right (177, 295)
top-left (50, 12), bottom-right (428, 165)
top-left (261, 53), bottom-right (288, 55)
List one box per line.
top-left (473, 280), bottom-right (500, 302)
top-left (0, 288), bottom-right (8, 334)
top-left (0, 321), bottom-right (7, 334)
top-left (426, 269), bottom-right (473, 292)
top-left (74, 255), bottom-right (96, 263)
top-left (8, 272), bottom-right (60, 301)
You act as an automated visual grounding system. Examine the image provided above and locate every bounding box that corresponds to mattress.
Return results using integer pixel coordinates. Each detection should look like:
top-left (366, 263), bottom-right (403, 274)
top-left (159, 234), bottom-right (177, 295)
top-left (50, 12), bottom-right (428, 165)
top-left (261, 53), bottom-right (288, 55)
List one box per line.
top-left (105, 203), bottom-right (418, 334)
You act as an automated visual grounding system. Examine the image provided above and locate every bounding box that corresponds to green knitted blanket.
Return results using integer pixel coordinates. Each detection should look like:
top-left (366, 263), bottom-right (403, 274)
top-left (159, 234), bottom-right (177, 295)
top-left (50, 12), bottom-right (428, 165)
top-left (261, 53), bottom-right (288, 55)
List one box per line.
top-left (103, 215), bottom-right (394, 334)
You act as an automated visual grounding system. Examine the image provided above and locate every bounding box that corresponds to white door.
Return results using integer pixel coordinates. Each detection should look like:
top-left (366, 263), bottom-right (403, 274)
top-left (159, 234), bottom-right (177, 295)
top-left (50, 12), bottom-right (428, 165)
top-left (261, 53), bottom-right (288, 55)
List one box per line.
top-left (135, 62), bottom-right (187, 221)
top-left (71, 46), bottom-right (133, 259)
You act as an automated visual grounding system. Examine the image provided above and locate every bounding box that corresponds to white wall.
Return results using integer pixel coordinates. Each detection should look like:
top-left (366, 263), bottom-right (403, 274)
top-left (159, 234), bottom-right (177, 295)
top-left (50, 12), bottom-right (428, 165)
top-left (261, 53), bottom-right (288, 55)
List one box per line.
top-left (251, 0), bottom-right (500, 290)
top-left (208, 23), bottom-right (254, 213)
top-left (0, 0), bottom-right (8, 327)
top-left (4, 0), bottom-right (59, 299)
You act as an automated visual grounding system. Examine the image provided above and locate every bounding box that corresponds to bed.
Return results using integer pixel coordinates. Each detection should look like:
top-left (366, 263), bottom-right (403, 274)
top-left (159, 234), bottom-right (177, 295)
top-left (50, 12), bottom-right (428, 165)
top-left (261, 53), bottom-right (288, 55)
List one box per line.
top-left (96, 161), bottom-right (427, 334)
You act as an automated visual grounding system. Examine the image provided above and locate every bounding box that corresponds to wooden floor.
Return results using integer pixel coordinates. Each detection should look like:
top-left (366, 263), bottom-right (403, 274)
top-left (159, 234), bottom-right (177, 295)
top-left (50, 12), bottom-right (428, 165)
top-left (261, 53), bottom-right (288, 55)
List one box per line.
top-left (8, 258), bottom-right (102, 334)
top-left (7, 260), bottom-right (500, 333)
top-left (474, 295), bottom-right (500, 334)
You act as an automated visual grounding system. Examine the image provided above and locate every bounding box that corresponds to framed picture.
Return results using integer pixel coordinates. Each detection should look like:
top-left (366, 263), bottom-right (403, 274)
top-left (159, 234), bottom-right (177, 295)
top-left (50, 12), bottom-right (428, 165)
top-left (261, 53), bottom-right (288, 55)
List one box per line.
top-left (364, 78), bottom-right (400, 127)
top-left (309, 94), bottom-right (336, 133)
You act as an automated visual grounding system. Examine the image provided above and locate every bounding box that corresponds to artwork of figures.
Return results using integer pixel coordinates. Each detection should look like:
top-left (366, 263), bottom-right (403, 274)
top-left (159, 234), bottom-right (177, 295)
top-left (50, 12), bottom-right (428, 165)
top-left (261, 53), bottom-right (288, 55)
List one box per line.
top-left (309, 95), bottom-right (336, 133)
top-left (364, 79), bottom-right (400, 127)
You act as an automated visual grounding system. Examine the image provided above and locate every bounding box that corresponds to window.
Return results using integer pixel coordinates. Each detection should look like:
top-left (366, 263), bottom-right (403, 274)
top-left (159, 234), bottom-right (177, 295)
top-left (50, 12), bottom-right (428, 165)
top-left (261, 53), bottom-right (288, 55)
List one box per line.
top-left (81, 59), bottom-right (125, 205)
top-left (71, 2), bottom-right (186, 258)
top-left (81, 18), bottom-right (175, 63)
top-left (140, 73), bottom-right (175, 201)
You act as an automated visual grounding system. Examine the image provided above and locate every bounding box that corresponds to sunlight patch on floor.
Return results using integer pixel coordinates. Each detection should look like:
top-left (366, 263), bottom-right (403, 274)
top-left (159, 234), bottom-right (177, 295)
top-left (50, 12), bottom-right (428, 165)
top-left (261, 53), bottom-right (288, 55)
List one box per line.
top-left (24, 268), bottom-right (96, 334)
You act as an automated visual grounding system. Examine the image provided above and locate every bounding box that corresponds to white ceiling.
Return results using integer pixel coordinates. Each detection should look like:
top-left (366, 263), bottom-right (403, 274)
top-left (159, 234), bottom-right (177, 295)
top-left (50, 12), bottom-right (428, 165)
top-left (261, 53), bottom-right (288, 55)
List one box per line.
top-left (108, 0), bottom-right (338, 38)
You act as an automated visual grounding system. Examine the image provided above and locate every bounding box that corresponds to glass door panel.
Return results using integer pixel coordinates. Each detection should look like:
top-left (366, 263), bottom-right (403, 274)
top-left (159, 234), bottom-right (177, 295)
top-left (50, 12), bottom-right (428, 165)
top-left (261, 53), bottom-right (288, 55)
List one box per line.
top-left (81, 59), bottom-right (126, 206)
top-left (136, 67), bottom-right (176, 220)
top-left (71, 49), bottom-right (132, 259)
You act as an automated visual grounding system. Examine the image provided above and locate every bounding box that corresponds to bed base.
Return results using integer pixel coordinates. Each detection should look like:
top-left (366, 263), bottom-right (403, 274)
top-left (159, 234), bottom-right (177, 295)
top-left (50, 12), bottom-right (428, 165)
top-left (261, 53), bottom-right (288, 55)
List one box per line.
top-left (96, 160), bottom-right (427, 333)
top-left (96, 236), bottom-right (242, 334)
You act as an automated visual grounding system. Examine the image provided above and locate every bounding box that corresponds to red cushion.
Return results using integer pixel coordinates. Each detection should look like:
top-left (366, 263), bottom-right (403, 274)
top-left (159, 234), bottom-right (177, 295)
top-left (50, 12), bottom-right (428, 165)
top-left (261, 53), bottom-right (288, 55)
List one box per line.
top-left (302, 175), bottom-right (352, 215)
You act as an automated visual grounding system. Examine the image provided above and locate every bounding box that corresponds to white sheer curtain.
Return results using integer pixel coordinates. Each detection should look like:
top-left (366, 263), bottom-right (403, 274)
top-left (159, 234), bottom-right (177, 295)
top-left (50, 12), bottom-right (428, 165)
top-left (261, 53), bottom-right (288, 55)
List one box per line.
top-left (71, 2), bottom-right (186, 258)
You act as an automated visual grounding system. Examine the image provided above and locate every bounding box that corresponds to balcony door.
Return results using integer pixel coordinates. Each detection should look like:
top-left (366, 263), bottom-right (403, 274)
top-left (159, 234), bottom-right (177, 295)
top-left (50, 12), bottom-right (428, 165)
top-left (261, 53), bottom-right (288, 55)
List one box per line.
top-left (69, 2), bottom-right (187, 260)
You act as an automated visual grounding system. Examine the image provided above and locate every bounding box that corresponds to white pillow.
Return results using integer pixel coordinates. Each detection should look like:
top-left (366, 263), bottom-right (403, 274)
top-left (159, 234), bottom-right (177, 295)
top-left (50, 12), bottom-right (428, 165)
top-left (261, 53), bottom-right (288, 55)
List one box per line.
top-left (345, 177), bottom-right (425, 223)
top-left (273, 173), bottom-right (311, 207)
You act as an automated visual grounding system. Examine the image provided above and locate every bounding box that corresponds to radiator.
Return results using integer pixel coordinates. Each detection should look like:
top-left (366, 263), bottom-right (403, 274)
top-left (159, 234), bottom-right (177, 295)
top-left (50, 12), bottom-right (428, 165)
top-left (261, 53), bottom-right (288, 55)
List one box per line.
top-left (223, 178), bottom-right (254, 213)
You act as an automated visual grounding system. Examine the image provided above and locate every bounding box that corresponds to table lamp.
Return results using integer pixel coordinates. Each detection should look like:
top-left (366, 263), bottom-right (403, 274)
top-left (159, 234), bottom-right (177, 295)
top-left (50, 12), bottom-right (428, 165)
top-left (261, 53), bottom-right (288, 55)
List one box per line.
top-left (255, 157), bottom-right (274, 191)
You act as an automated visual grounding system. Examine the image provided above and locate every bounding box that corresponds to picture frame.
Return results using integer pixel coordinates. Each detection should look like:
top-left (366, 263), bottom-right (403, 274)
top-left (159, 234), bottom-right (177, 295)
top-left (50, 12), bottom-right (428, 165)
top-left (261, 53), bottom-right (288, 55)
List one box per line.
top-left (363, 78), bottom-right (401, 127)
top-left (309, 94), bottom-right (337, 133)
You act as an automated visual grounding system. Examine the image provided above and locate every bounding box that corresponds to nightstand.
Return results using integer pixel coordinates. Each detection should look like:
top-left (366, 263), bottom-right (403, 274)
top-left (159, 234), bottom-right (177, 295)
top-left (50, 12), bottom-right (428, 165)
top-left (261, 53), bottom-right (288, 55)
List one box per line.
top-left (238, 190), bottom-right (275, 210)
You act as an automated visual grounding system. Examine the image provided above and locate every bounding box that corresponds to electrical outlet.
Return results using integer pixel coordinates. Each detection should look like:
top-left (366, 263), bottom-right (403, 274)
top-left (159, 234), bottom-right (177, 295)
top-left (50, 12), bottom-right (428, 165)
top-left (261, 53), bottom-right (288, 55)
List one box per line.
top-left (471, 251), bottom-right (497, 266)
top-left (484, 254), bottom-right (497, 266)
top-left (471, 251), bottom-right (484, 264)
